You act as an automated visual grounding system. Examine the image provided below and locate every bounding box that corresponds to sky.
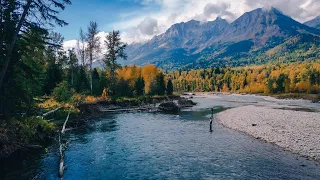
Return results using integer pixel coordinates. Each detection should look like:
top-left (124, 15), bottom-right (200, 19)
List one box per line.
top-left (60, 0), bottom-right (320, 49)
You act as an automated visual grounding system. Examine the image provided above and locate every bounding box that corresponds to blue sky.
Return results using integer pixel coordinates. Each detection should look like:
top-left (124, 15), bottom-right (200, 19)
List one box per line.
top-left (55, 0), bottom-right (159, 41)
top-left (60, 0), bottom-right (319, 48)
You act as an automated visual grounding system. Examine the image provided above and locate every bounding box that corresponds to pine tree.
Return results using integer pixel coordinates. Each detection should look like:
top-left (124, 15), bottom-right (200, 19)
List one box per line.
top-left (67, 48), bottom-right (78, 87)
top-left (0, 0), bottom-right (71, 92)
top-left (103, 30), bottom-right (127, 96)
top-left (92, 68), bottom-right (100, 96)
top-left (151, 72), bottom-right (166, 95)
top-left (134, 77), bottom-right (145, 96)
top-left (75, 66), bottom-right (90, 93)
top-left (167, 79), bottom-right (174, 95)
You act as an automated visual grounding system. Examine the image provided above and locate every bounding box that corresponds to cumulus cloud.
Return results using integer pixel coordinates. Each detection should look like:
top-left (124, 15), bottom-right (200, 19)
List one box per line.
top-left (137, 16), bottom-right (159, 35)
top-left (203, 2), bottom-right (236, 20)
top-left (244, 0), bottom-right (320, 22)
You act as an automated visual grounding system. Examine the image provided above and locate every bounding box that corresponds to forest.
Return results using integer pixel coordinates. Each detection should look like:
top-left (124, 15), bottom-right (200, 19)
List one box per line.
top-left (0, 0), bottom-right (173, 157)
top-left (167, 61), bottom-right (320, 96)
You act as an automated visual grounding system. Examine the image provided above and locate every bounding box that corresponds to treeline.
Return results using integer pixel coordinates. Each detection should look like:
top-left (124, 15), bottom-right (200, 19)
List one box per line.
top-left (167, 61), bottom-right (320, 94)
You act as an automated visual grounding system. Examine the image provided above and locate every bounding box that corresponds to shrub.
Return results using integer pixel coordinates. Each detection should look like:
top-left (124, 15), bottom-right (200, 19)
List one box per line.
top-left (52, 81), bottom-right (73, 102)
top-left (102, 88), bottom-right (108, 100)
top-left (0, 116), bottom-right (56, 145)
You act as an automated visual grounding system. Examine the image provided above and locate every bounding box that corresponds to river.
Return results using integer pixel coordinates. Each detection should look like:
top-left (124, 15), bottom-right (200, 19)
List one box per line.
top-left (1, 94), bottom-right (320, 179)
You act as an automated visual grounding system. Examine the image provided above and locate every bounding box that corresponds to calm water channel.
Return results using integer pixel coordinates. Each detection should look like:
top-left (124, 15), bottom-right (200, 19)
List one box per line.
top-left (1, 94), bottom-right (320, 180)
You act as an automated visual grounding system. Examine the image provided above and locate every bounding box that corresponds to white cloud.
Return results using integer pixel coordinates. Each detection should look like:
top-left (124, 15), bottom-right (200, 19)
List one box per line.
top-left (64, 0), bottom-right (320, 47)
top-left (63, 40), bottom-right (77, 51)
top-left (203, 2), bottom-right (236, 20)
top-left (137, 16), bottom-right (159, 35)
top-left (244, 0), bottom-right (320, 22)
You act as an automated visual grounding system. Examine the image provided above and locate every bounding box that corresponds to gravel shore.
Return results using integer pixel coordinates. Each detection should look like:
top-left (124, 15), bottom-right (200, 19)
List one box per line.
top-left (217, 105), bottom-right (320, 161)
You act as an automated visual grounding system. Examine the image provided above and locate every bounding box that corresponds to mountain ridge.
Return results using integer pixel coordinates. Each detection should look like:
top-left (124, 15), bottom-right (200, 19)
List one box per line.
top-left (304, 16), bottom-right (320, 30)
top-left (124, 8), bottom-right (320, 70)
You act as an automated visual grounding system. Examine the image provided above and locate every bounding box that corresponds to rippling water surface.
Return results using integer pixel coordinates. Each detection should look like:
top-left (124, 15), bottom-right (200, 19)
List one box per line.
top-left (2, 94), bottom-right (320, 179)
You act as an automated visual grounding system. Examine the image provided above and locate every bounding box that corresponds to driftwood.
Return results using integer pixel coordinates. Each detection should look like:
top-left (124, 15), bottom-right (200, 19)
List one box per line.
top-left (42, 107), bottom-right (62, 118)
top-left (58, 133), bottom-right (64, 178)
top-left (100, 106), bottom-right (156, 113)
top-left (58, 108), bottom-right (71, 178)
top-left (61, 109), bottom-right (71, 134)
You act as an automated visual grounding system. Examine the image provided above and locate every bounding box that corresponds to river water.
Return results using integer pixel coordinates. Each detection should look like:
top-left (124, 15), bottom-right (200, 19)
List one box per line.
top-left (1, 94), bottom-right (320, 180)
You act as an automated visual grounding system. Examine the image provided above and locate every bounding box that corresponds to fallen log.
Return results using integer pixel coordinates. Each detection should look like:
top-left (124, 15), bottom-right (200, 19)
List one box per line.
top-left (100, 106), bottom-right (156, 112)
top-left (58, 108), bottom-right (70, 178)
top-left (42, 107), bottom-right (62, 118)
top-left (61, 108), bottom-right (71, 134)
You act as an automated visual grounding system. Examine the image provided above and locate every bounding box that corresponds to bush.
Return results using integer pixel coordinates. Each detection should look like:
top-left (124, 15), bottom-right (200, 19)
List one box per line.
top-left (52, 81), bottom-right (73, 102)
top-left (0, 116), bottom-right (56, 145)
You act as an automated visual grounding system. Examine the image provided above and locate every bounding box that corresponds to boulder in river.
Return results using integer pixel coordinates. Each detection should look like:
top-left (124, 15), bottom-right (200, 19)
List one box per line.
top-left (159, 102), bottom-right (180, 113)
top-left (178, 99), bottom-right (197, 107)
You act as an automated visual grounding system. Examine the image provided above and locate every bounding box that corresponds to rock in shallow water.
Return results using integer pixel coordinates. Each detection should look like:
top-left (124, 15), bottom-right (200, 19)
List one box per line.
top-left (159, 102), bottom-right (180, 113)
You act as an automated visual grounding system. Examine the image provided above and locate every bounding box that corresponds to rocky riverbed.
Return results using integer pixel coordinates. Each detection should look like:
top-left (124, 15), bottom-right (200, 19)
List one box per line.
top-left (217, 104), bottom-right (320, 161)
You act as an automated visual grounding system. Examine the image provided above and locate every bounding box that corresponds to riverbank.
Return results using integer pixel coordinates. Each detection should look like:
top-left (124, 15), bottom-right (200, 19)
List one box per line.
top-left (190, 92), bottom-right (320, 103)
top-left (0, 95), bottom-right (194, 158)
top-left (217, 105), bottom-right (320, 161)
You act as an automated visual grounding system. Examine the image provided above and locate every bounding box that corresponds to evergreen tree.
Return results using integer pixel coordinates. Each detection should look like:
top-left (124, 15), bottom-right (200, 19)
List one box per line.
top-left (116, 78), bottom-right (132, 97)
top-left (167, 79), bottom-right (174, 95)
top-left (134, 77), bottom-right (145, 96)
top-left (103, 30), bottom-right (127, 96)
top-left (92, 68), bottom-right (100, 96)
top-left (276, 74), bottom-right (286, 93)
top-left (75, 66), bottom-right (90, 93)
top-left (150, 72), bottom-right (166, 95)
top-left (99, 71), bottom-right (108, 95)
top-left (0, 0), bottom-right (71, 92)
top-left (43, 63), bottom-right (63, 95)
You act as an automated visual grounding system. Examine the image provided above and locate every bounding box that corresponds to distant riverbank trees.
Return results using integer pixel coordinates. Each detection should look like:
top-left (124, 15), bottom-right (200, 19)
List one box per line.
top-left (116, 65), bottom-right (172, 97)
top-left (167, 61), bottom-right (320, 95)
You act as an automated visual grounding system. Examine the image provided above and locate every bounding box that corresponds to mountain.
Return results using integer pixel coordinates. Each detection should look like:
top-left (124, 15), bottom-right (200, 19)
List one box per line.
top-left (304, 16), bottom-right (320, 29)
top-left (125, 8), bottom-right (320, 70)
top-left (125, 17), bottom-right (229, 68)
